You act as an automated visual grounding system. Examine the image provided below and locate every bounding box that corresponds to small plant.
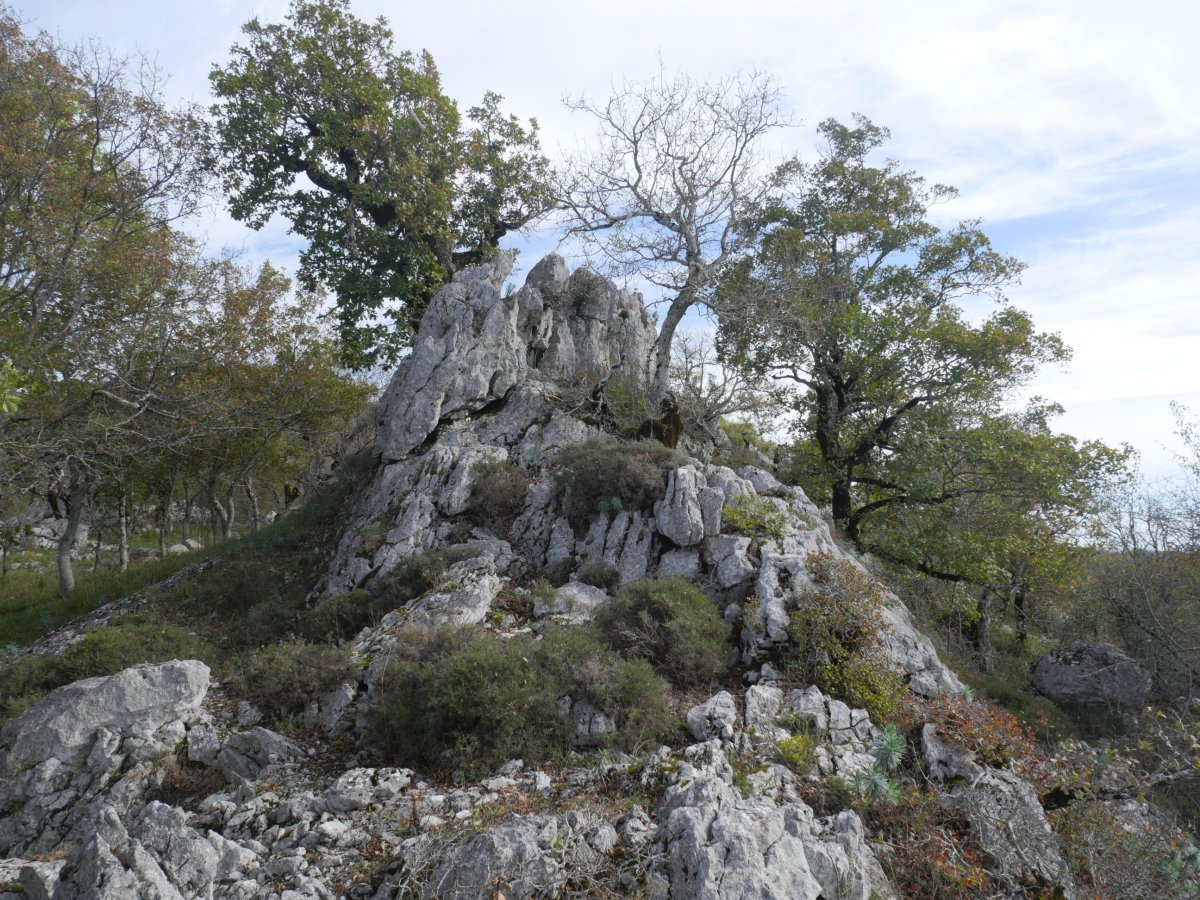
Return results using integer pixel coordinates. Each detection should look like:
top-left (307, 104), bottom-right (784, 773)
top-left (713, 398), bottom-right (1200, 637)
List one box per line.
top-left (776, 733), bottom-right (817, 773)
top-left (722, 495), bottom-right (787, 541)
top-left (872, 724), bottom-right (906, 771)
top-left (594, 577), bottom-right (732, 688)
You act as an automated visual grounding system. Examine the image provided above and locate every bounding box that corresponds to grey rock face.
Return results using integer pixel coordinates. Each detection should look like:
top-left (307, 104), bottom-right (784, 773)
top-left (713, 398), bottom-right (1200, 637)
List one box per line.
top-left (657, 744), bottom-right (895, 899)
top-left (535, 581), bottom-right (609, 623)
top-left (686, 692), bottom-right (739, 743)
top-left (939, 769), bottom-right (1074, 896)
top-left (0, 661), bottom-right (209, 858)
top-left (921, 724), bottom-right (984, 784)
top-left (654, 466), bottom-right (707, 546)
top-left (0, 660), bottom-right (208, 771)
top-left (375, 253), bottom-right (654, 463)
top-left (1030, 641), bottom-right (1150, 711)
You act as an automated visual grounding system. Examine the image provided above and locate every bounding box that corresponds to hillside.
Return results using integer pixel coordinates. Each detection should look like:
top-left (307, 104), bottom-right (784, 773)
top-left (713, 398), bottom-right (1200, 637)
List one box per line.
top-left (0, 255), bottom-right (1195, 899)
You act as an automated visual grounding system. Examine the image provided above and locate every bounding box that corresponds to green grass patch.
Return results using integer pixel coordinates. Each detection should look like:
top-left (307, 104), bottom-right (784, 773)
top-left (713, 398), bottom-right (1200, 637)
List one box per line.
top-left (0, 551), bottom-right (204, 649)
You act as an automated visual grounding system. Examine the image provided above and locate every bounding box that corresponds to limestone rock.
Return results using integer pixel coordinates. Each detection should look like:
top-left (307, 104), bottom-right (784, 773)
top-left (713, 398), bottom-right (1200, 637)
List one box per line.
top-left (1030, 641), bottom-right (1150, 712)
top-left (686, 692), bottom-right (738, 743)
top-left (535, 581), bottom-right (609, 623)
top-left (0, 660), bottom-right (208, 771)
top-left (939, 769), bottom-right (1074, 896)
top-left (654, 466), bottom-right (707, 546)
top-left (921, 723), bottom-right (983, 783)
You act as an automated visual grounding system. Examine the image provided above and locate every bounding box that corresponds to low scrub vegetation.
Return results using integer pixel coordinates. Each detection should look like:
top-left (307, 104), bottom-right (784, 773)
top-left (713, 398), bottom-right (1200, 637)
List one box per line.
top-left (464, 459), bottom-right (536, 538)
top-left (594, 577), bottom-right (733, 689)
top-left (304, 546), bottom-right (480, 641)
top-left (232, 640), bottom-right (354, 717)
top-left (364, 624), bottom-right (678, 775)
top-left (783, 552), bottom-right (905, 720)
top-left (0, 615), bottom-right (211, 721)
top-left (722, 495), bottom-right (787, 541)
top-left (552, 435), bottom-right (684, 530)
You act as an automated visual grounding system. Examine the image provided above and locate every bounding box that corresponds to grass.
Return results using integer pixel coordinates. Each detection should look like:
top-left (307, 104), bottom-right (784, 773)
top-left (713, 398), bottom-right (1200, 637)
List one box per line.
top-left (0, 550), bottom-right (205, 648)
top-left (0, 459), bottom-right (369, 725)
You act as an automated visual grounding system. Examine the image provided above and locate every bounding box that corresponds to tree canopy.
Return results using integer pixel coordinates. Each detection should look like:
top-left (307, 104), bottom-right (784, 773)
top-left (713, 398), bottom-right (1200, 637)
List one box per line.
top-left (209, 0), bottom-right (552, 367)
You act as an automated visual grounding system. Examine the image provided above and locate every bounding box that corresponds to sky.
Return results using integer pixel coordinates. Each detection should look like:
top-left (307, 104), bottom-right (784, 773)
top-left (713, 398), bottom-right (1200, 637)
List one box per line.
top-left (12, 0), bottom-right (1200, 479)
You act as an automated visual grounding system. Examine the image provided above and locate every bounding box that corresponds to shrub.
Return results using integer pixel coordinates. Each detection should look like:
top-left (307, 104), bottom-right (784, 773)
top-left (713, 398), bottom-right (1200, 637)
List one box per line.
top-left (301, 590), bottom-right (375, 641)
top-left (465, 459), bottom-right (536, 538)
top-left (233, 640), bottom-right (354, 716)
top-left (1054, 799), bottom-right (1200, 898)
top-left (577, 559), bottom-right (620, 591)
top-left (905, 692), bottom-right (1039, 768)
top-left (783, 552), bottom-right (905, 721)
top-left (364, 625), bottom-right (678, 775)
top-left (595, 577), bottom-right (732, 688)
top-left (777, 733), bottom-right (816, 773)
top-left (722, 495), bottom-right (787, 541)
top-left (552, 435), bottom-right (684, 530)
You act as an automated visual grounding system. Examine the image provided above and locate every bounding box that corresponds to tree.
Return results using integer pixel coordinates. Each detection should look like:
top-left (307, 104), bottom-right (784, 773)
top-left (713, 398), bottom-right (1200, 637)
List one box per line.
top-left (715, 116), bottom-right (1132, 670)
top-left (209, 0), bottom-right (551, 367)
top-left (0, 10), bottom-right (210, 593)
top-left (717, 115), bottom-right (1060, 537)
top-left (558, 68), bottom-right (787, 399)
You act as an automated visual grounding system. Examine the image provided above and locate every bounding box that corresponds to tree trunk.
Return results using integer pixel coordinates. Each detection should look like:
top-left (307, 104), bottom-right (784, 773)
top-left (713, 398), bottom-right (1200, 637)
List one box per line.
top-left (117, 486), bottom-right (129, 572)
top-left (57, 464), bottom-right (87, 595)
top-left (245, 481), bottom-right (260, 532)
top-left (181, 486), bottom-right (193, 543)
top-left (973, 589), bottom-right (996, 675)
top-left (652, 293), bottom-right (692, 401)
top-left (2, 541), bottom-right (8, 578)
top-left (208, 484), bottom-right (234, 542)
top-left (1013, 585), bottom-right (1028, 645)
top-left (92, 524), bottom-right (103, 572)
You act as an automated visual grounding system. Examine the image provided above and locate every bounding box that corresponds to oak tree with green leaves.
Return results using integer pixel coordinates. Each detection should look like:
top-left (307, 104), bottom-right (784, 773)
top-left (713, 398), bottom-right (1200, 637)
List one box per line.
top-left (715, 115), bottom-right (1129, 667)
top-left (209, 0), bottom-right (551, 367)
top-left (716, 115), bottom-right (1061, 537)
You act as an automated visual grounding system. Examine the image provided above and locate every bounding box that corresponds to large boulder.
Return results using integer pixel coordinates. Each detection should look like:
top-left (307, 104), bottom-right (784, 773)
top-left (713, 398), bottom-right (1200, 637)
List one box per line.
top-left (0, 661), bottom-right (210, 857)
top-left (1030, 641), bottom-right (1150, 712)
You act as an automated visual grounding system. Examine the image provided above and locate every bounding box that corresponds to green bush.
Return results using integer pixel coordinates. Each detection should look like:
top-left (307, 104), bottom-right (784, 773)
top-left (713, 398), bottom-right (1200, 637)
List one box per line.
top-left (777, 733), bottom-right (816, 773)
top-left (301, 590), bottom-right (375, 641)
top-left (595, 577), bottom-right (732, 688)
top-left (784, 552), bottom-right (905, 721)
top-left (364, 625), bottom-right (677, 775)
top-left (552, 435), bottom-right (684, 530)
top-left (0, 615), bottom-right (211, 722)
top-left (232, 640), bottom-right (354, 716)
top-left (723, 495), bottom-right (787, 541)
top-left (577, 559), bottom-right (620, 591)
top-left (372, 546), bottom-right (479, 610)
top-left (465, 459), bottom-right (536, 538)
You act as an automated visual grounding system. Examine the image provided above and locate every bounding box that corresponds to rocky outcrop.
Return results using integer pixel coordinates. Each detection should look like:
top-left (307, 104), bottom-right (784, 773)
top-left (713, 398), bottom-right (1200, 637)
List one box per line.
top-left (655, 743), bottom-right (894, 900)
top-left (0, 660), bottom-right (209, 857)
top-left (374, 252), bottom-right (654, 463)
top-left (1030, 641), bottom-right (1150, 712)
top-left (938, 769), bottom-right (1075, 896)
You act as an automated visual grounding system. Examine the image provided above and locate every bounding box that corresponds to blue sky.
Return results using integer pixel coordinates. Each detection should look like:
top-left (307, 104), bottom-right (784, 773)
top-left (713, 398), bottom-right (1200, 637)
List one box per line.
top-left (12, 0), bottom-right (1200, 477)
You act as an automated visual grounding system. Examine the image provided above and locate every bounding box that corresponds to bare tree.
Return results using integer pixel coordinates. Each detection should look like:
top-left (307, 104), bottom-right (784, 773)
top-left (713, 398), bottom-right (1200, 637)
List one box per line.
top-left (558, 68), bottom-right (787, 399)
top-left (669, 331), bottom-right (784, 445)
